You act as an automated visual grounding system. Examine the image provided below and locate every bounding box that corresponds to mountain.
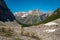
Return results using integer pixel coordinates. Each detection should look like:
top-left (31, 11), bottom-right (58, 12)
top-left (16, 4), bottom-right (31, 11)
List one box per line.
top-left (14, 9), bottom-right (42, 17)
top-left (0, 0), bottom-right (15, 22)
top-left (28, 9), bottom-right (42, 16)
top-left (0, 0), bottom-right (20, 27)
top-left (14, 9), bottom-right (49, 26)
top-left (15, 8), bottom-right (60, 26)
top-left (40, 8), bottom-right (60, 24)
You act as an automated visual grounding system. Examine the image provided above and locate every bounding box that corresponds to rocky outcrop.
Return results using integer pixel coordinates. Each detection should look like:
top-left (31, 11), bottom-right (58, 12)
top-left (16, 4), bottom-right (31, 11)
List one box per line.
top-left (21, 18), bottom-right (60, 40)
top-left (0, 0), bottom-right (15, 22)
top-left (0, 0), bottom-right (21, 27)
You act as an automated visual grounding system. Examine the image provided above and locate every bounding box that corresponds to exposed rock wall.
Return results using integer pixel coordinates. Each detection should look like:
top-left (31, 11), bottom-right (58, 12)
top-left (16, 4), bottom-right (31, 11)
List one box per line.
top-left (0, 0), bottom-right (15, 22)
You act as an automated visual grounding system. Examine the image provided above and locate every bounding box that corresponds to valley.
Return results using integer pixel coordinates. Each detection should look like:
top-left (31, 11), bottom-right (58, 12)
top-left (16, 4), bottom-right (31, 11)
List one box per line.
top-left (0, 0), bottom-right (60, 40)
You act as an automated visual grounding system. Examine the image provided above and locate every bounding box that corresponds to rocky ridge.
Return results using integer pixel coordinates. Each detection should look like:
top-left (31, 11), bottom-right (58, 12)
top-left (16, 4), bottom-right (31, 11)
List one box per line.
top-left (14, 9), bottom-right (50, 25)
top-left (0, 18), bottom-right (60, 40)
top-left (0, 0), bottom-right (21, 27)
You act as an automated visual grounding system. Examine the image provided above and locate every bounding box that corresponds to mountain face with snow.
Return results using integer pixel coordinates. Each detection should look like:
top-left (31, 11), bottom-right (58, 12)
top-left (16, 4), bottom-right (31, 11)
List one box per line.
top-left (14, 9), bottom-right (42, 17)
top-left (14, 9), bottom-right (49, 26)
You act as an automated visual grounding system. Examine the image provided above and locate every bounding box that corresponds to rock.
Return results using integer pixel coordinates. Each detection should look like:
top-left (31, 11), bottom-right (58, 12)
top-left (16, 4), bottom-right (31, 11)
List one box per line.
top-left (0, 0), bottom-right (15, 22)
top-left (22, 18), bottom-right (60, 40)
top-left (0, 0), bottom-right (21, 27)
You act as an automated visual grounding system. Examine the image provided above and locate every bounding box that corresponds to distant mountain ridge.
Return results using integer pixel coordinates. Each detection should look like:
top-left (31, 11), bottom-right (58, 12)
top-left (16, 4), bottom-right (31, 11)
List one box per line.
top-left (14, 8), bottom-right (60, 26)
top-left (14, 9), bottom-right (50, 26)
top-left (14, 9), bottom-right (42, 17)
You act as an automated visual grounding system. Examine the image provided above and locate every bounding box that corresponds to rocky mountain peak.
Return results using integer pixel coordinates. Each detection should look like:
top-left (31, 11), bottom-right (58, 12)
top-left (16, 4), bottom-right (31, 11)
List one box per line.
top-left (0, 0), bottom-right (15, 22)
top-left (14, 9), bottom-right (43, 17)
top-left (32, 9), bottom-right (42, 15)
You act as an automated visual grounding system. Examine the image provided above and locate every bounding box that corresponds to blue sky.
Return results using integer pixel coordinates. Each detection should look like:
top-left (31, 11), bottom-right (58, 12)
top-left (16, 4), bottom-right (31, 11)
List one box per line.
top-left (5, 0), bottom-right (60, 13)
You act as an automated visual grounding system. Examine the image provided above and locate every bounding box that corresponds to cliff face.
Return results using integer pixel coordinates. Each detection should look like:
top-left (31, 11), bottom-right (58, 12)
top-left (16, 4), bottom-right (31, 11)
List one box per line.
top-left (0, 0), bottom-right (15, 22)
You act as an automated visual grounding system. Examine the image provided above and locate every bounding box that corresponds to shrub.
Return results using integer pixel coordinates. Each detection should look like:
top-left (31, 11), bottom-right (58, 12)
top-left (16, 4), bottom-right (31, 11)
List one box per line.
top-left (0, 26), bottom-right (14, 37)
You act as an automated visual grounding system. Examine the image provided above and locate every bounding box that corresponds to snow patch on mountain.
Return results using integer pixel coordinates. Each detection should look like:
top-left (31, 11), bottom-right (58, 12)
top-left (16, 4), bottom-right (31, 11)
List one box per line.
top-left (21, 13), bottom-right (28, 17)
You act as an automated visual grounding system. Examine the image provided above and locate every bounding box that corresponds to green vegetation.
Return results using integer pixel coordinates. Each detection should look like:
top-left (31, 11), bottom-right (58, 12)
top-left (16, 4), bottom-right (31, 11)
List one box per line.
top-left (40, 8), bottom-right (60, 24)
top-left (16, 15), bottom-right (41, 27)
top-left (16, 20), bottom-right (32, 27)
